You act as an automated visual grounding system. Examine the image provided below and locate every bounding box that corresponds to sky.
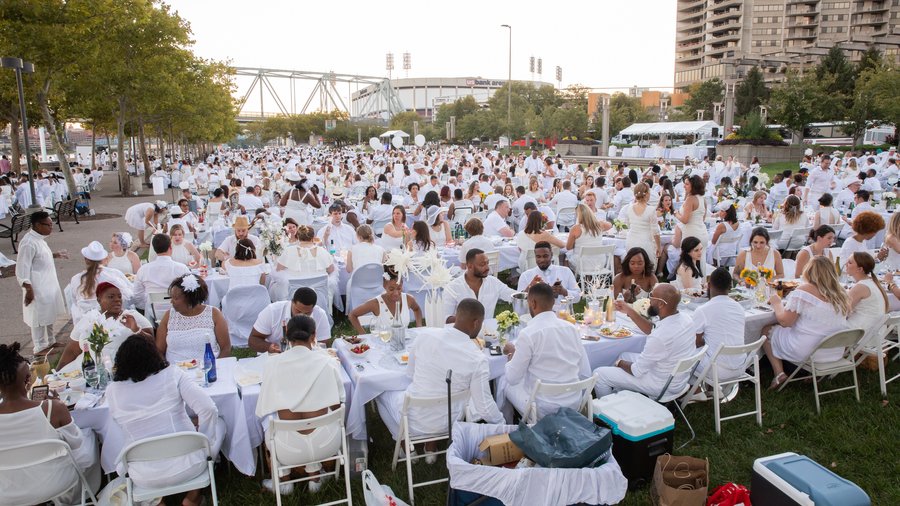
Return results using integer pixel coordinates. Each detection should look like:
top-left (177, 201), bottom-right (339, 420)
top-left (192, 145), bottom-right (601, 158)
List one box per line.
top-left (164, 0), bottom-right (677, 113)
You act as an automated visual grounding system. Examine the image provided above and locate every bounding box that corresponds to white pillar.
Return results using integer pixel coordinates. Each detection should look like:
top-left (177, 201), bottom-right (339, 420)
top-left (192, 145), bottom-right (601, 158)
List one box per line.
top-left (38, 126), bottom-right (47, 161)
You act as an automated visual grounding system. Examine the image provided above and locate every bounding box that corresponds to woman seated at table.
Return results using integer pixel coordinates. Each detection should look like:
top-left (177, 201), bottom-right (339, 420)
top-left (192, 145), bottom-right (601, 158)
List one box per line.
top-left (206, 187), bottom-right (227, 221)
top-left (348, 267), bottom-right (423, 334)
top-left (277, 225), bottom-right (336, 276)
top-left (104, 232), bottom-right (141, 276)
top-left (813, 193), bottom-right (841, 228)
top-left (168, 224), bottom-right (203, 266)
top-left (381, 205), bottom-right (408, 251)
top-left (0, 342), bottom-right (100, 505)
top-left (223, 238), bottom-right (267, 287)
top-left (282, 217), bottom-right (301, 247)
top-left (565, 203), bottom-right (609, 272)
top-left (838, 211), bottom-right (885, 266)
top-left (107, 335), bottom-right (222, 506)
top-left (879, 212), bottom-right (900, 270)
top-left (518, 211), bottom-right (565, 271)
top-left (673, 237), bottom-right (705, 291)
top-left (526, 176), bottom-right (546, 202)
top-left (657, 193), bottom-right (676, 228)
top-left (733, 227), bottom-right (785, 281)
top-left (346, 224), bottom-right (385, 273)
top-left (458, 218), bottom-right (495, 265)
top-left (772, 195), bottom-right (808, 249)
top-left (407, 220), bottom-right (434, 253)
top-left (708, 202), bottom-right (742, 266)
top-left (795, 225), bottom-right (835, 277)
top-left (156, 274), bottom-right (231, 363)
top-left (846, 252), bottom-right (889, 330)
top-left (66, 241), bottom-right (133, 324)
top-left (426, 206), bottom-right (452, 247)
top-left (743, 191), bottom-right (771, 223)
top-left (763, 256), bottom-right (851, 390)
top-left (613, 247), bottom-right (657, 303)
top-left (255, 315), bottom-right (345, 495)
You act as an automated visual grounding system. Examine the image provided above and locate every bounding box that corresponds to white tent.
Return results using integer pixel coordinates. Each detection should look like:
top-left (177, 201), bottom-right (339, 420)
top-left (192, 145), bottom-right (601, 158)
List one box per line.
top-left (619, 121), bottom-right (721, 137)
top-left (379, 130), bottom-right (410, 138)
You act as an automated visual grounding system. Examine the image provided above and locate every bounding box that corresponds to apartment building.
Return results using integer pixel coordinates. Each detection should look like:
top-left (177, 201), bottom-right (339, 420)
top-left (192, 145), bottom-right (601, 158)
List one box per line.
top-left (674, 0), bottom-right (900, 88)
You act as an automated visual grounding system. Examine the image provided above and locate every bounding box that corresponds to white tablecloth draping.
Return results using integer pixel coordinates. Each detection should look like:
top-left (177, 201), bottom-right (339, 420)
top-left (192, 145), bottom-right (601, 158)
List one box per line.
top-left (71, 357), bottom-right (256, 476)
top-left (440, 243), bottom-right (519, 272)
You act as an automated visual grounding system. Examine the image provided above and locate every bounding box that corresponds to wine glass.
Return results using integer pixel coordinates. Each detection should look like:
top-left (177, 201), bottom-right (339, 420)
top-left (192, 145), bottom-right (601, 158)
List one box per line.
top-left (202, 360), bottom-right (212, 388)
top-left (83, 368), bottom-right (99, 392)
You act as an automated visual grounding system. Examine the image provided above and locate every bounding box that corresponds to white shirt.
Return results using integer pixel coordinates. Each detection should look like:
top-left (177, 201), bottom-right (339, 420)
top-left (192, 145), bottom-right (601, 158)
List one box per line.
top-left (806, 167), bottom-right (833, 197)
top-left (252, 300), bottom-right (332, 343)
top-left (630, 312), bottom-right (697, 389)
top-left (406, 327), bottom-right (504, 431)
top-left (239, 193), bottom-right (265, 211)
top-left (367, 203), bottom-right (392, 223)
top-left (442, 275), bottom-right (516, 319)
top-left (517, 206), bottom-right (556, 231)
top-left (132, 255), bottom-right (190, 309)
top-left (483, 194), bottom-right (507, 211)
top-left (550, 189), bottom-right (578, 210)
top-left (516, 265), bottom-right (582, 304)
top-left (458, 235), bottom-right (496, 264)
top-left (511, 194), bottom-right (537, 218)
top-left (524, 155), bottom-right (543, 174)
top-left (612, 188), bottom-right (634, 215)
top-left (482, 211), bottom-right (510, 237)
top-left (693, 295), bottom-right (747, 371)
top-left (317, 221), bottom-right (357, 251)
top-left (217, 233), bottom-right (263, 260)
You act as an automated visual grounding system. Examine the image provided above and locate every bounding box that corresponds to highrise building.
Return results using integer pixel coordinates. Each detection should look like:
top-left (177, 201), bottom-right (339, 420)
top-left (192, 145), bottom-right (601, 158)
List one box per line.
top-left (674, 0), bottom-right (900, 89)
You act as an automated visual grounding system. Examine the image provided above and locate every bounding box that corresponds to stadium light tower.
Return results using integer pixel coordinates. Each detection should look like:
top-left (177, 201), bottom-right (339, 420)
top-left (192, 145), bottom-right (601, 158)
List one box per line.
top-left (386, 52), bottom-right (394, 80)
top-left (403, 52), bottom-right (411, 78)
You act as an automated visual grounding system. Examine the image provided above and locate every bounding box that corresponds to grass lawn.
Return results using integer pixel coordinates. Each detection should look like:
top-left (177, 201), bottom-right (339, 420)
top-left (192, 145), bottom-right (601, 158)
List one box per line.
top-left (217, 308), bottom-right (900, 506)
top-left (760, 162), bottom-right (799, 179)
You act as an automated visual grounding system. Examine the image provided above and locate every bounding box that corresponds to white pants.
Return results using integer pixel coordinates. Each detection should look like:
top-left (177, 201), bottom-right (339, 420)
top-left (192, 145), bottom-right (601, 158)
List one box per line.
top-left (594, 352), bottom-right (670, 398)
top-left (264, 418), bottom-right (341, 476)
top-left (31, 324), bottom-right (54, 352)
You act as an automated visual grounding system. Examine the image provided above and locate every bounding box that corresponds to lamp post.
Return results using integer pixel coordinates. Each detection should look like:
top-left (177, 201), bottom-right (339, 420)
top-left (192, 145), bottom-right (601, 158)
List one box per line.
top-left (500, 24), bottom-right (512, 148)
top-left (1, 56), bottom-right (39, 211)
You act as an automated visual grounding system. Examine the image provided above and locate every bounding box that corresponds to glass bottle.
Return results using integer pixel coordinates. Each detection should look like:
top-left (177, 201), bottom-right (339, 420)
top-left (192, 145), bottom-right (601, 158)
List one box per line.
top-left (390, 299), bottom-right (405, 351)
top-left (203, 335), bottom-right (217, 385)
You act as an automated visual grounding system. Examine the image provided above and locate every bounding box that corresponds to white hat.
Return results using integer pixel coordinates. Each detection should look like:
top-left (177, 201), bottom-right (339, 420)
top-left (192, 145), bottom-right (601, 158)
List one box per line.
top-left (178, 181), bottom-right (190, 190)
top-left (284, 171), bottom-right (301, 182)
top-left (847, 179), bottom-right (862, 186)
top-left (155, 200), bottom-right (168, 209)
top-left (168, 205), bottom-right (183, 216)
top-left (426, 206), bottom-right (447, 226)
top-left (331, 188), bottom-right (345, 199)
top-left (804, 148), bottom-right (814, 156)
top-left (715, 200), bottom-right (735, 212)
top-left (81, 241), bottom-right (108, 262)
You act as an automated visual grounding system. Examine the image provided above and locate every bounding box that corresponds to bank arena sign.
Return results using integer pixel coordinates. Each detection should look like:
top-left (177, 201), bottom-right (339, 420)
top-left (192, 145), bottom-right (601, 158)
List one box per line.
top-left (466, 79), bottom-right (505, 87)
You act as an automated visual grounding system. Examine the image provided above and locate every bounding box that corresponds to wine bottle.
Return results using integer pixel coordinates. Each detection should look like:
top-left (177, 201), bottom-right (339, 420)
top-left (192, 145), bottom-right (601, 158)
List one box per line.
top-left (391, 299), bottom-right (405, 351)
top-left (203, 336), bottom-right (217, 384)
top-left (81, 343), bottom-right (96, 378)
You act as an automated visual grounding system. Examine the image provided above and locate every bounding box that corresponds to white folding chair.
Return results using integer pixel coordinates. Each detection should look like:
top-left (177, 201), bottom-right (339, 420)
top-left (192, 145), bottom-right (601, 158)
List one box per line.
top-left (519, 374), bottom-right (598, 425)
top-left (712, 235), bottom-right (741, 268)
top-left (852, 312), bottom-right (900, 398)
top-left (287, 274), bottom-right (330, 318)
top-left (371, 218), bottom-right (391, 236)
top-left (267, 407), bottom-right (351, 506)
top-left (390, 390), bottom-right (470, 506)
top-left (575, 244), bottom-right (615, 293)
top-left (221, 284), bottom-right (271, 348)
top-left (0, 439), bottom-right (99, 506)
top-left (766, 229), bottom-right (783, 249)
top-left (451, 206), bottom-right (472, 226)
top-left (555, 206), bottom-right (577, 232)
top-left (782, 259), bottom-right (797, 279)
top-left (782, 227), bottom-right (811, 255)
top-left (484, 250), bottom-right (500, 276)
top-left (828, 222), bottom-right (845, 239)
top-left (212, 229), bottom-right (231, 250)
top-left (346, 264), bottom-right (384, 313)
top-left (683, 337), bottom-right (767, 435)
top-left (654, 346), bottom-right (707, 450)
top-left (778, 328), bottom-right (866, 414)
top-left (148, 291), bottom-right (171, 324)
top-left (524, 249), bottom-right (538, 271)
top-left (469, 211), bottom-right (487, 223)
top-left (121, 431), bottom-right (218, 506)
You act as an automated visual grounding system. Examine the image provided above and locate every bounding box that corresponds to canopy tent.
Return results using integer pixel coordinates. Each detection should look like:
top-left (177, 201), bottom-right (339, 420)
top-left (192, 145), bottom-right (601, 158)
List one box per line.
top-left (379, 130), bottom-right (410, 138)
top-left (619, 121), bottom-right (721, 137)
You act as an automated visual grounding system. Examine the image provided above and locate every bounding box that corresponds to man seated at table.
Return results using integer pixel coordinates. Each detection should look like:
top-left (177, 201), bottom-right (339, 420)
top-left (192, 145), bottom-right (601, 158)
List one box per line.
top-left (444, 249), bottom-right (516, 323)
top-left (457, 219), bottom-right (495, 265)
top-left (133, 233), bottom-right (190, 310)
top-left (483, 199), bottom-right (515, 238)
top-left (248, 287), bottom-right (332, 354)
top-left (550, 180), bottom-right (579, 209)
top-left (376, 298), bottom-right (505, 462)
top-left (517, 201), bottom-right (556, 232)
top-left (317, 203), bottom-right (358, 251)
top-left (690, 267), bottom-right (747, 401)
top-left (215, 215), bottom-right (262, 262)
top-left (517, 241), bottom-right (581, 304)
top-left (593, 283), bottom-right (696, 399)
top-left (366, 192), bottom-right (393, 225)
top-left (502, 283), bottom-right (591, 421)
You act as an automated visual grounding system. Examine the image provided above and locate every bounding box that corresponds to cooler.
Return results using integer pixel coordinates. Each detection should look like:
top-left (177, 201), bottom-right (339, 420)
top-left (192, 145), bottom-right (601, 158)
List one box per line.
top-left (592, 391), bottom-right (674, 487)
top-left (751, 452), bottom-right (870, 506)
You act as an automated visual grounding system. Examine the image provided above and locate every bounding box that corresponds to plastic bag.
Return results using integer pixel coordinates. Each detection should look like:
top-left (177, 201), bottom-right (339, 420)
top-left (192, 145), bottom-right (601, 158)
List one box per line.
top-left (707, 482), bottom-right (751, 506)
top-left (508, 407), bottom-right (612, 468)
top-left (362, 470), bottom-right (410, 506)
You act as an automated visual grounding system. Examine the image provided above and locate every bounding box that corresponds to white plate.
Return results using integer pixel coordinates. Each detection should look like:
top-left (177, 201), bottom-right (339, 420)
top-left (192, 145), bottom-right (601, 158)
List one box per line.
top-left (393, 352), bottom-right (410, 365)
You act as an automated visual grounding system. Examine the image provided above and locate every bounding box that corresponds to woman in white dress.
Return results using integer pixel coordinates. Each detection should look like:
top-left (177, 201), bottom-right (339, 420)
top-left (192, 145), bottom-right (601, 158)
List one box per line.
top-left (124, 200), bottom-right (167, 248)
top-left (282, 217), bottom-right (301, 247)
top-left (517, 211), bottom-right (565, 271)
top-left (795, 225), bottom-right (836, 278)
top-left (763, 256), bottom-right (851, 389)
top-left (426, 206), bottom-right (452, 247)
top-left (733, 227), bottom-right (785, 281)
top-left (347, 267), bottom-right (423, 334)
top-left (526, 177), bottom-right (546, 202)
top-left (677, 175), bottom-right (709, 263)
top-left (846, 252), bottom-right (888, 332)
top-left (156, 274), bottom-right (231, 363)
top-left (346, 225), bottom-right (385, 273)
top-left (276, 225), bottom-right (338, 304)
top-left (223, 238), bottom-right (267, 287)
top-left (879, 212), bottom-right (900, 270)
top-left (743, 191), bottom-right (772, 223)
top-left (772, 195), bottom-right (808, 249)
top-left (66, 241), bottom-right (133, 325)
top-left (107, 335), bottom-right (220, 506)
top-left (565, 204), bottom-right (610, 271)
top-left (168, 225), bottom-right (202, 266)
top-left (621, 182), bottom-right (661, 269)
top-left (838, 211), bottom-right (885, 267)
top-left (104, 232), bottom-right (141, 275)
top-left (708, 203), bottom-right (742, 266)
top-left (674, 236), bottom-right (705, 290)
top-left (813, 193), bottom-right (841, 228)
top-left (408, 221), bottom-right (435, 253)
top-left (280, 179), bottom-right (321, 226)
top-left (206, 187), bottom-right (226, 222)
top-left (381, 205), bottom-right (408, 252)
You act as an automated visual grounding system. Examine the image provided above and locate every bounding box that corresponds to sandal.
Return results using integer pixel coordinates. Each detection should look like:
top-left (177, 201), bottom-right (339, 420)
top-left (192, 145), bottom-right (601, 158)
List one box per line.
top-left (768, 372), bottom-right (787, 391)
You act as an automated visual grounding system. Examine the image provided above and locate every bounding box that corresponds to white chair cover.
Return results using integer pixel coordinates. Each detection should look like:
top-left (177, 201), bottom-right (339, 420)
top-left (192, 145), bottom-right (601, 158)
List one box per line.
top-left (346, 264), bottom-right (384, 314)
top-left (222, 284), bottom-right (271, 348)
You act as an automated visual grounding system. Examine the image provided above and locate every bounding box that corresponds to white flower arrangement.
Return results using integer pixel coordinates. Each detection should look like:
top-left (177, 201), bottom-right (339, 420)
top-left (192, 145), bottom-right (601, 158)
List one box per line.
top-left (883, 192), bottom-right (896, 200)
top-left (756, 173), bottom-right (770, 187)
top-left (72, 309), bottom-right (119, 359)
top-left (496, 310), bottom-right (519, 332)
top-left (257, 213), bottom-right (285, 257)
top-left (385, 248), bottom-right (416, 280)
top-left (197, 241), bottom-right (213, 253)
top-left (632, 298), bottom-right (652, 318)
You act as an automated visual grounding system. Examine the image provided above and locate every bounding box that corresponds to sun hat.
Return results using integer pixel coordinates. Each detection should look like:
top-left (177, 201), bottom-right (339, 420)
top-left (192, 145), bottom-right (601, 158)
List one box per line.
top-left (232, 215), bottom-right (251, 230)
top-left (426, 206), bottom-right (447, 226)
top-left (81, 241), bottom-right (108, 262)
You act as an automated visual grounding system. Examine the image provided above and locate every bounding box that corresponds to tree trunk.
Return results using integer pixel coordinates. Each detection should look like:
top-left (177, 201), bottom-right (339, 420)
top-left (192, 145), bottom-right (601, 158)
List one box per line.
top-left (139, 118), bottom-right (152, 186)
top-left (90, 122), bottom-right (96, 172)
top-left (117, 97), bottom-right (131, 196)
top-left (8, 108), bottom-right (21, 175)
top-left (105, 133), bottom-right (111, 171)
top-left (37, 78), bottom-right (77, 197)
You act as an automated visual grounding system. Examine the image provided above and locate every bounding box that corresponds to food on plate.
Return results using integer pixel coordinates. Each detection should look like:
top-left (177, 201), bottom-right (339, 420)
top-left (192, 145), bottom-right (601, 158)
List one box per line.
top-left (399, 353), bottom-right (409, 363)
top-left (728, 292), bottom-right (748, 302)
top-left (349, 344), bottom-right (370, 354)
top-left (177, 359), bottom-right (198, 369)
top-left (61, 370), bottom-right (83, 379)
top-left (342, 335), bottom-right (365, 345)
top-left (599, 327), bottom-right (633, 338)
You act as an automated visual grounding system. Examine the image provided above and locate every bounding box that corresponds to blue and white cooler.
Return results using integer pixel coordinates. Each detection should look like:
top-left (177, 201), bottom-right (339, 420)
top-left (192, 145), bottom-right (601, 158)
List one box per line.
top-left (592, 390), bottom-right (675, 487)
top-left (751, 452), bottom-right (871, 506)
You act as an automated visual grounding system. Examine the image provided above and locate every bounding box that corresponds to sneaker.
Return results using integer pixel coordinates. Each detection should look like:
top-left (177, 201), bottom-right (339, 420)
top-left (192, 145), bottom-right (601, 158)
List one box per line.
top-left (424, 452), bottom-right (438, 465)
top-left (307, 473), bottom-right (332, 494)
top-left (721, 383), bottom-right (740, 403)
top-left (262, 478), bottom-right (294, 495)
top-left (685, 391), bottom-right (709, 404)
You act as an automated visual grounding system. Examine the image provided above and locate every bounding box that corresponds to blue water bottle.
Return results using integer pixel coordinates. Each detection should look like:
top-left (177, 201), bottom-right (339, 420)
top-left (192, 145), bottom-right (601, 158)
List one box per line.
top-left (203, 340), bottom-right (217, 384)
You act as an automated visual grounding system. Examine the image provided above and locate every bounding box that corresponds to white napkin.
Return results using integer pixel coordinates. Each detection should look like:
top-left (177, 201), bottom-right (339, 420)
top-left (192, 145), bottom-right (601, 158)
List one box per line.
top-left (74, 392), bottom-right (99, 410)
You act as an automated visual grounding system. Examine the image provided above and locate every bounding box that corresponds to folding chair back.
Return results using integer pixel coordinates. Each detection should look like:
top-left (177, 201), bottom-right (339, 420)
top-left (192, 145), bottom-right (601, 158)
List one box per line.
top-left (452, 206), bottom-right (472, 226)
top-left (222, 284), bottom-right (271, 348)
top-left (523, 374), bottom-right (598, 424)
top-left (372, 218), bottom-right (391, 236)
top-left (656, 345), bottom-right (707, 449)
top-left (766, 229), bottom-right (783, 248)
top-left (0, 439), bottom-right (99, 506)
top-left (782, 259), bottom-right (797, 279)
top-left (713, 235), bottom-right (741, 267)
top-left (555, 206), bottom-right (577, 231)
top-left (576, 245), bottom-right (615, 291)
top-left (346, 263), bottom-right (384, 313)
top-left (148, 291), bottom-right (171, 324)
top-left (122, 431), bottom-right (218, 505)
top-left (783, 227), bottom-right (811, 253)
top-left (287, 274), bottom-right (330, 317)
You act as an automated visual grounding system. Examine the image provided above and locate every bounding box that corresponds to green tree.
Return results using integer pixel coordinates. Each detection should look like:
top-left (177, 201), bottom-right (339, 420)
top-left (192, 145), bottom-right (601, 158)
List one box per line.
top-left (604, 93), bottom-right (652, 137)
top-left (856, 46), bottom-right (883, 76)
top-left (856, 64), bottom-right (900, 139)
top-left (677, 78), bottom-right (724, 122)
top-left (548, 108), bottom-right (588, 139)
top-left (389, 111), bottom-right (422, 135)
top-left (434, 95), bottom-right (479, 129)
top-left (769, 70), bottom-right (839, 143)
top-left (815, 45), bottom-right (856, 104)
top-left (735, 66), bottom-right (769, 120)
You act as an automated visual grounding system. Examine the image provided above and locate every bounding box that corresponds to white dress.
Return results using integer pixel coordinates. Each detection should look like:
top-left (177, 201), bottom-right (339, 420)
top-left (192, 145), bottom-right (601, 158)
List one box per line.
top-left (171, 243), bottom-right (194, 266)
top-left (817, 207), bottom-right (840, 225)
top-left (773, 212), bottom-right (809, 249)
top-left (569, 229), bottom-right (607, 271)
top-left (164, 305), bottom-right (218, 363)
top-left (348, 242), bottom-right (385, 272)
top-left (884, 240), bottom-right (900, 271)
top-left (374, 294), bottom-right (411, 329)
top-left (707, 222), bottom-right (742, 265)
top-left (225, 261), bottom-right (266, 288)
top-left (107, 251), bottom-right (135, 275)
top-left (15, 230), bottom-right (67, 328)
top-left (283, 189), bottom-right (311, 225)
top-left (124, 202), bottom-right (154, 231)
top-left (681, 197), bottom-right (709, 258)
top-left (771, 289), bottom-right (849, 363)
top-left (621, 203), bottom-right (661, 263)
top-left (848, 278), bottom-right (887, 331)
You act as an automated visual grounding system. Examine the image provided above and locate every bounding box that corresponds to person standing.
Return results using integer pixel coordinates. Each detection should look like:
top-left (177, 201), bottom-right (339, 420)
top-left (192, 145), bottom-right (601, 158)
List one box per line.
top-left (15, 211), bottom-right (68, 354)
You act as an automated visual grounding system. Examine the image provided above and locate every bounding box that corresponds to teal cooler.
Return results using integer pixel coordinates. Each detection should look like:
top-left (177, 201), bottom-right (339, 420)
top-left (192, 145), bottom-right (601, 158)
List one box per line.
top-left (592, 391), bottom-right (674, 487)
top-left (751, 452), bottom-right (871, 506)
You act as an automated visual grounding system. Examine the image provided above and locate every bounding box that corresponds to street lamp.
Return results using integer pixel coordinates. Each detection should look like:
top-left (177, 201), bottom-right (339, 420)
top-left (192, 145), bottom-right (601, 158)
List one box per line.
top-left (1, 56), bottom-right (39, 211)
top-left (500, 24), bottom-right (512, 148)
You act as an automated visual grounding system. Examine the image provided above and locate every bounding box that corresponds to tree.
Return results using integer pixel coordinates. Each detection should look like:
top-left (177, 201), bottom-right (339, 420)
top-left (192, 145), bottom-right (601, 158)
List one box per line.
top-left (735, 66), bottom-right (769, 120)
top-left (677, 78), bottom-right (724, 122)
top-left (560, 84), bottom-right (589, 112)
top-left (434, 95), bottom-right (480, 128)
top-left (548, 108), bottom-right (588, 139)
top-left (816, 45), bottom-right (856, 102)
top-left (389, 111), bottom-right (421, 135)
top-left (856, 46), bottom-right (883, 76)
top-left (857, 64), bottom-right (900, 140)
top-left (768, 70), bottom-right (839, 143)
top-left (604, 93), bottom-right (652, 137)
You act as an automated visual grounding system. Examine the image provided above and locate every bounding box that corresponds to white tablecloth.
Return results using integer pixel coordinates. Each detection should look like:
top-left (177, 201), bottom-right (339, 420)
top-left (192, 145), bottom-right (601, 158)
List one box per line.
top-left (71, 357), bottom-right (256, 476)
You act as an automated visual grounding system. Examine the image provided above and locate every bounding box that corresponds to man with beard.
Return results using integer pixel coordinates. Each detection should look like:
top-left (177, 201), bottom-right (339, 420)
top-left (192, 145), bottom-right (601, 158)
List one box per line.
top-left (442, 249), bottom-right (516, 323)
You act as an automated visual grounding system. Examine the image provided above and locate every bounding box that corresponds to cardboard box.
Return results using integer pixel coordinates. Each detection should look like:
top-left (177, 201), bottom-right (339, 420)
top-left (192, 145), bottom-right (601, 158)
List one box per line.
top-left (478, 433), bottom-right (524, 466)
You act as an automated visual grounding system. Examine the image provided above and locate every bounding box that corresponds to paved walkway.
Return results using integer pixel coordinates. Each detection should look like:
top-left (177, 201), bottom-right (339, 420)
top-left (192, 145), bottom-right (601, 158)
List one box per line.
top-left (0, 170), bottom-right (162, 356)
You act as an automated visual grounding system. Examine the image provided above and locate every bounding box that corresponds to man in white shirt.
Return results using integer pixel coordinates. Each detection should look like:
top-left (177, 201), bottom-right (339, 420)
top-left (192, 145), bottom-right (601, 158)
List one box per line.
top-left (443, 249), bottom-right (516, 321)
top-left (693, 268), bottom-right (747, 388)
top-left (834, 180), bottom-right (861, 212)
top-left (524, 149), bottom-right (543, 175)
top-left (483, 200), bottom-right (515, 238)
top-left (248, 287), bottom-right (332, 353)
top-left (502, 282), bottom-right (591, 421)
top-left (549, 180), bottom-right (579, 210)
top-left (318, 203), bottom-right (358, 251)
top-left (133, 234), bottom-right (190, 310)
top-left (610, 177), bottom-right (634, 219)
top-left (766, 173), bottom-right (790, 209)
top-left (517, 242), bottom-right (581, 304)
top-left (511, 186), bottom-right (537, 221)
top-left (238, 186), bottom-right (265, 212)
top-left (366, 192), bottom-right (393, 225)
top-left (594, 283), bottom-right (697, 398)
top-left (215, 215), bottom-right (263, 262)
top-left (517, 202), bottom-right (557, 232)
top-left (376, 299), bottom-right (505, 452)
top-left (457, 221), bottom-right (496, 265)
top-left (804, 155), bottom-right (834, 208)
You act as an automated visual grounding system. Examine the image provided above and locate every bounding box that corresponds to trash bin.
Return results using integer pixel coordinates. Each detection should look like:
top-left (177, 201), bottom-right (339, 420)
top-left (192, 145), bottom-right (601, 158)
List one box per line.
top-left (151, 176), bottom-right (165, 195)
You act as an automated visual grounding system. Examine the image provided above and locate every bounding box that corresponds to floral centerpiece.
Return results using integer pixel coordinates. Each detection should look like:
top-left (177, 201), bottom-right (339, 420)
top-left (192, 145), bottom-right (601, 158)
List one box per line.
top-left (257, 214), bottom-right (285, 259)
top-left (496, 310), bottom-right (520, 342)
top-left (756, 173), bottom-right (770, 187)
top-left (739, 266), bottom-right (773, 287)
top-left (883, 191), bottom-right (897, 210)
top-left (612, 219), bottom-right (629, 233)
top-left (407, 248), bottom-right (456, 327)
top-left (72, 309), bottom-right (119, 386)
